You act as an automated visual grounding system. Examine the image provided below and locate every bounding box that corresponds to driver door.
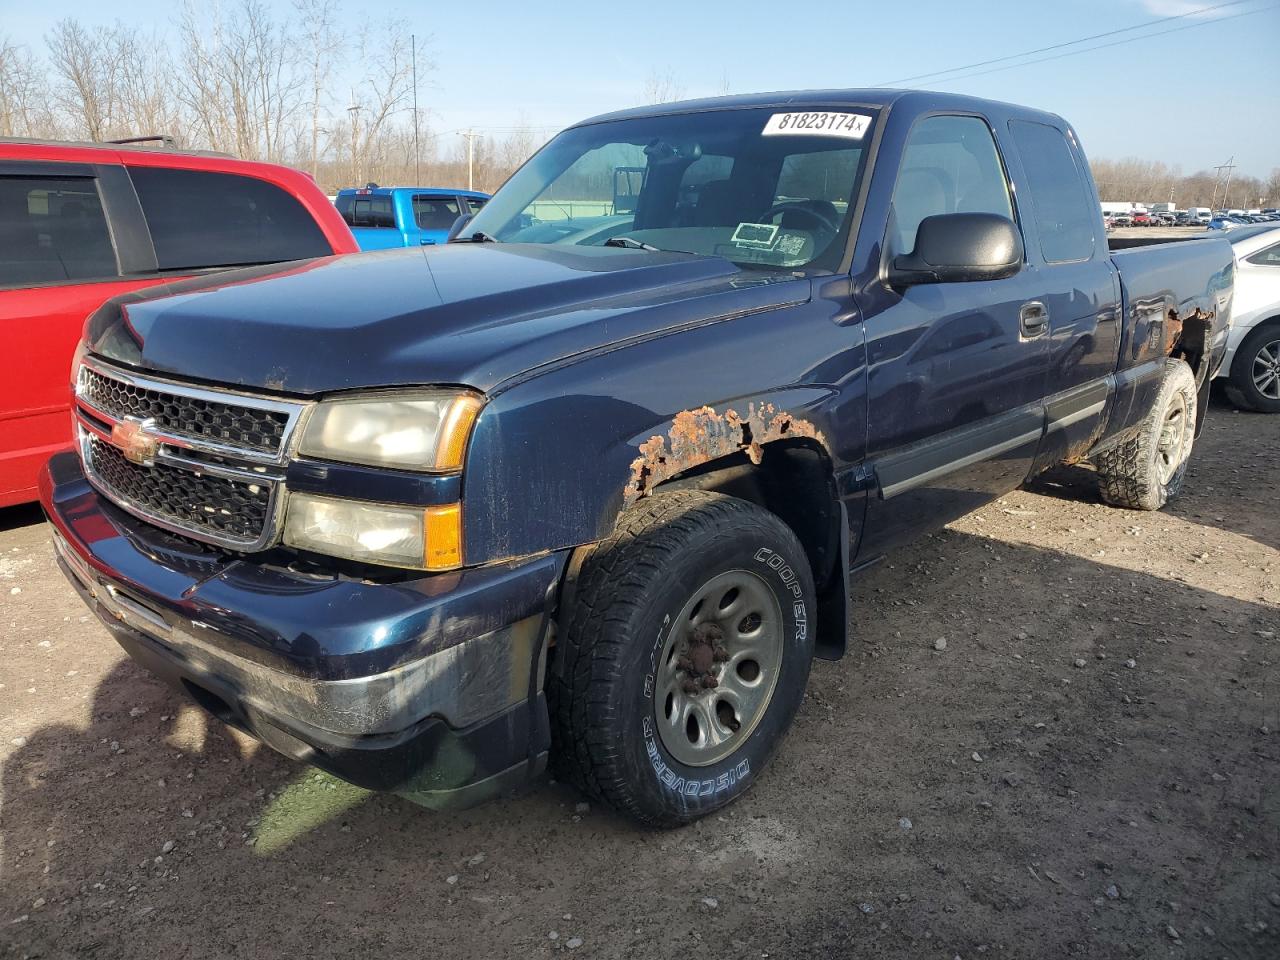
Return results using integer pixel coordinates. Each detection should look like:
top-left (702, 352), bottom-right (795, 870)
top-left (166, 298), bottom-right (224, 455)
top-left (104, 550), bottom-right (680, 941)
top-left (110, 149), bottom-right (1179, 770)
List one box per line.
top-left (857, 114), bottom-right (1050, 557)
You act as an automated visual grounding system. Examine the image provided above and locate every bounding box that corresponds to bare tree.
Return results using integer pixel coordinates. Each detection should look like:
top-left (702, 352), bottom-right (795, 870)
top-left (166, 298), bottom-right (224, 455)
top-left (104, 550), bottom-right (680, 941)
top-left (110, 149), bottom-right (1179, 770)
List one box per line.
top-left (641, 68), bottom-right (684, 105)
top-left (496, 119), bottom-right (540, 175)
top-left (340, 21), bottom-right (420, 184)
top-left (46, 19), bottom-right (122, 140)
top-left (295, 0), bottom-right (343, 177)
top-left (115, 28), bottom-right (183, 139)
top-left (176, 0), bottom-right (303, 160)
top-left (0, 36), bottom-right (54, 138)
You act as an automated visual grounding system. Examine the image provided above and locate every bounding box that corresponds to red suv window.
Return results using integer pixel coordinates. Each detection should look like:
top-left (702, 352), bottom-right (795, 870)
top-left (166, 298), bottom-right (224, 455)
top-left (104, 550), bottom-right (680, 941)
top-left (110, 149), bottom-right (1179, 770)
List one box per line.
top-left (130, 167), bottom-right (333, 270)
top-left (0, 176), bottom-right (118, 288)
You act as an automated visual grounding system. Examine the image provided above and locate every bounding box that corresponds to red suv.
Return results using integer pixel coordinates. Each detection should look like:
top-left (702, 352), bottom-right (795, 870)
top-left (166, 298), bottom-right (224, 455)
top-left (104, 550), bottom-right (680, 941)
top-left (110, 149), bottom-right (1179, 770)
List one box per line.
top-left (0, 138), bottom-right (357, 508)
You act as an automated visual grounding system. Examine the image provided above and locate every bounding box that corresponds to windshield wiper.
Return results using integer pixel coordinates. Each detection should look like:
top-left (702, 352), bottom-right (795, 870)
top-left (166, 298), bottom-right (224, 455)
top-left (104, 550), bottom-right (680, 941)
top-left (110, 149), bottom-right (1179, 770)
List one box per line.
top-left (451, 230), bottom-right (500, 243)
top-left (604, 236), bottom-right (661, 252)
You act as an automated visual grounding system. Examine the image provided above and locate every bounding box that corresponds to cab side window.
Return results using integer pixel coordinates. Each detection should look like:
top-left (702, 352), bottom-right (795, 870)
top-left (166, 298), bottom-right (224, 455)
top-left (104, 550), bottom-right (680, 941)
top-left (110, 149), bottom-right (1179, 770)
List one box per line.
top-left (889, 115), bottom-right (1014, 256)
top-left (413, 195), bottom-right (461, 230)
top-left (0, 175), bottom-right (118, 288)
top-left (1246, 243), bottom-right (1280, 266)
top-left (1008, 120), bottom-right (1096, 263)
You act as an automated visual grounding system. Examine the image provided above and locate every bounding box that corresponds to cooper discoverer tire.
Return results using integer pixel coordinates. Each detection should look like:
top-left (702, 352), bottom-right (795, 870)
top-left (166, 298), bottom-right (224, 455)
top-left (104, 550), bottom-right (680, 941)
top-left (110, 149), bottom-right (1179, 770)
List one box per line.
top-left (1095, 358), bottom-right (1197, 510)
top-left (548, 490), bottom-right (816, 826)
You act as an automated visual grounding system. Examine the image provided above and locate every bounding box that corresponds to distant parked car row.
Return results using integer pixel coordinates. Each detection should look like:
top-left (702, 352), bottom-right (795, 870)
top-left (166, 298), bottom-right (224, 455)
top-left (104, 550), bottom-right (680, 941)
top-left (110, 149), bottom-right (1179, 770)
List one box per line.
top-left (1209, 211), bottom-right (1280, 231)
top-left (1104, 208), bottom-right (1280, 231)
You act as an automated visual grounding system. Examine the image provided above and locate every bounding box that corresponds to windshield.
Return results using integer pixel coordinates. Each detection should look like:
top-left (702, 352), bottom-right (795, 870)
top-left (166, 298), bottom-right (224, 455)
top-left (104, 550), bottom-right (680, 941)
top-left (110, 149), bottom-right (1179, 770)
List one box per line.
top-left (465, 106), bottom-right (878, 272)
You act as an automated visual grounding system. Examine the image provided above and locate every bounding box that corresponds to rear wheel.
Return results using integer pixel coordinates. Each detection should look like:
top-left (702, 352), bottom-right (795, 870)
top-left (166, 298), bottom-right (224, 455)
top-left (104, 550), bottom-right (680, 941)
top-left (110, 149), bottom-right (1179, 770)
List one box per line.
top-left (1095, 358), bottom-right (1197, 510)
top-left (1223, 323), bottom-right (1280, 413)
top-left (548, 490), bottom-right (815, 826)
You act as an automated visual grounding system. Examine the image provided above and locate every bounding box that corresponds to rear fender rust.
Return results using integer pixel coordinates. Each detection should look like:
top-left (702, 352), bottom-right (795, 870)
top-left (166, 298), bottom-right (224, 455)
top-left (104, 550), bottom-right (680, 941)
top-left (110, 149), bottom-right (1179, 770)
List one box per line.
top-left (624, 403), bottom-right (828, 505)
top-left (1166, 305), bottom-right (1214, 381)
top-left (1162, 305), bottom-right (1213, 434)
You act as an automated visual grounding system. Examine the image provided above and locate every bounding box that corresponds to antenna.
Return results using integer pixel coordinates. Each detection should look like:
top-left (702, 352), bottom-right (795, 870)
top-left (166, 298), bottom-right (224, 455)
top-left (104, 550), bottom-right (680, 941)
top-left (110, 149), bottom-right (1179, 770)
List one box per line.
top-left (347, 91), bottom-right (361, 185)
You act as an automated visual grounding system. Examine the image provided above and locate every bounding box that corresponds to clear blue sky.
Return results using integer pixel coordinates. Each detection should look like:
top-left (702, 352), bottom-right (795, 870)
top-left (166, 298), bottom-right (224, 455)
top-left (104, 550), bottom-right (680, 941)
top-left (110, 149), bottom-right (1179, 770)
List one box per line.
top-left (3, 0), bottom-right (1277, 177)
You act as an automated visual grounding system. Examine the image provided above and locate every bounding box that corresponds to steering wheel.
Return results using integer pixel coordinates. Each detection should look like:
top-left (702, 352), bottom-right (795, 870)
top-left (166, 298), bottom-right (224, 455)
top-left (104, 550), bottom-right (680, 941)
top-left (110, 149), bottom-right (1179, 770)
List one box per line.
top-left (759, 202), bottom-right (841, 235)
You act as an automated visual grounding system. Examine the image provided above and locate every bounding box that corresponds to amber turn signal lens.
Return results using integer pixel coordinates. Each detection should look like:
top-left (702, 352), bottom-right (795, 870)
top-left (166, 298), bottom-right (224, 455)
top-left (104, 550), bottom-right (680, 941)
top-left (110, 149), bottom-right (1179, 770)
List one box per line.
top-left (434, 396), bottom-right (484, 470)
top-left (424, 502), bottom-right (463, 570)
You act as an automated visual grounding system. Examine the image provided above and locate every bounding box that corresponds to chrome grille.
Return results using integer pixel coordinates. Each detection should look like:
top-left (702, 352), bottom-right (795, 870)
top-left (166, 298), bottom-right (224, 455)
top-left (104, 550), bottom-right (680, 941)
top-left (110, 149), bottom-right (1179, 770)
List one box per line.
top-left (79, 365), bottom-right (290, 456)
top-left (75, 358), bottom-right (306, 550)
top-left (88, 437), bottom-right (272, 544)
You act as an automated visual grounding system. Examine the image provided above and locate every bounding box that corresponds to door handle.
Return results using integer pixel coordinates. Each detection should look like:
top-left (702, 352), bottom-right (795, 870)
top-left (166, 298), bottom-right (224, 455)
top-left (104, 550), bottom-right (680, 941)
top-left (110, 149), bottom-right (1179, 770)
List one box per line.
top-left (1019, 301), bottom-right (1049, 339)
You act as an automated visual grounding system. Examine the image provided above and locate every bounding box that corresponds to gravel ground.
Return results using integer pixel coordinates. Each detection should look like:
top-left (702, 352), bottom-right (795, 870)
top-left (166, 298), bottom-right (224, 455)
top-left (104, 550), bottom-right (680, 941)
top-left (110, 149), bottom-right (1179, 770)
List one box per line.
top-left (1, 393), bottom-right (1277, 960)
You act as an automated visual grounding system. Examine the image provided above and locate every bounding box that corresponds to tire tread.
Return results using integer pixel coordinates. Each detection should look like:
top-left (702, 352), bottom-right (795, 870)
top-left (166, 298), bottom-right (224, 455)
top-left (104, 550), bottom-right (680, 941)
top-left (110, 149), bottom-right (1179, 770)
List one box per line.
top-left (547, 490), bottom-right (807, 826)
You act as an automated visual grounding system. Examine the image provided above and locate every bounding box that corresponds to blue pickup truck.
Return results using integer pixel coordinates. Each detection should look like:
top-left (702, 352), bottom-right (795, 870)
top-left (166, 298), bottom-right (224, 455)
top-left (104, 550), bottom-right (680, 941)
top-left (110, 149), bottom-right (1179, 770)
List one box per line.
top-left (44, 89), bottom-right (1232, 826)
top-left (334, 185), bottom-right (490, 249)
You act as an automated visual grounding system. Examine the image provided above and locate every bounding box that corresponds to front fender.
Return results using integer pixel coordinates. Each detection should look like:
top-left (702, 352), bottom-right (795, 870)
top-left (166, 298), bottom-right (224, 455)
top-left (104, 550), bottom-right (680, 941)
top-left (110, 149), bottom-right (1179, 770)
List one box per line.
top-left (458, 290), bottom-right (856, 567)
top-left (462, 385), bottom-right (836, 566)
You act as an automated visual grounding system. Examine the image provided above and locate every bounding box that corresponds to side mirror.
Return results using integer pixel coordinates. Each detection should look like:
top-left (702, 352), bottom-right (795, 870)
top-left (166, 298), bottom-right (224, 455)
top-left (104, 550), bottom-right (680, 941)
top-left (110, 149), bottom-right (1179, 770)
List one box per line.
top-left (446, 213), bottom-right (474, 242)
top-left (888, 213), bottom-right (1023, 287)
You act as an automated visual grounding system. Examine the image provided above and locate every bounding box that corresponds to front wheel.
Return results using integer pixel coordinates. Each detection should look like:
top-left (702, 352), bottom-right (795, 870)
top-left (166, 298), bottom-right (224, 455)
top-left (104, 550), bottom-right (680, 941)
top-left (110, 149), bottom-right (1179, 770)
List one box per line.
top-left (1095, 358), bottom-right (1197, 510)
top-left (548, 490), bottom-right (816, 826)
top-left (1223, 323), bottom-right (1280, 413)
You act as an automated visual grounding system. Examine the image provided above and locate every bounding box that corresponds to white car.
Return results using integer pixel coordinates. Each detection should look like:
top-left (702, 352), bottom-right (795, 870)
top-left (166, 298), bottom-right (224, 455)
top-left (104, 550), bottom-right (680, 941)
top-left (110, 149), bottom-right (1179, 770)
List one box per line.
top-left (1218, 224), bottom-right (1280, 412)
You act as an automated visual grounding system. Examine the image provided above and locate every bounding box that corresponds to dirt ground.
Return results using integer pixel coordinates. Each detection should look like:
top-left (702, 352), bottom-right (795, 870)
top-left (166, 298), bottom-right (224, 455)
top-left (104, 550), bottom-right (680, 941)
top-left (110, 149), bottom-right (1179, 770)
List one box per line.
top-left (1, 393), bottom-right (1276, 960)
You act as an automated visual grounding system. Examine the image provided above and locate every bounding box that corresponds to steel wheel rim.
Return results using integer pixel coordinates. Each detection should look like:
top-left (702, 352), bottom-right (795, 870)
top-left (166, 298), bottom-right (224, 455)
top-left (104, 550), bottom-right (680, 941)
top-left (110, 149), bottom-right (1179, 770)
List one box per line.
top-left (1155, 390), bottom-right (1189, 484)
top-left (654, 569), bottom-right (784, 768)
top-left (1251, 338), bottom-right (1280, 400)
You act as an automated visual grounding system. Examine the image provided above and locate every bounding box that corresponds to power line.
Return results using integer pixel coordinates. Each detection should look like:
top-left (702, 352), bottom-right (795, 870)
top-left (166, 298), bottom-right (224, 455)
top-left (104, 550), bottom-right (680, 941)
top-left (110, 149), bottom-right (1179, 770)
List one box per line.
top-left (912, 5), bottom-right (1273, 86)
top-left (877, 0), bottom-right (1262, 85)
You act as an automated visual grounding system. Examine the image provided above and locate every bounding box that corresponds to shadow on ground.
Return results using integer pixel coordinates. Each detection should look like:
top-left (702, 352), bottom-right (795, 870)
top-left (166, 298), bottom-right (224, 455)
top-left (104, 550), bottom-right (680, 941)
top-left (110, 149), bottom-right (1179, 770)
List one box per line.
top-left (3, 526), bottom-right (1277, 959)
top-left (0, 503), bottom-right (44, 534)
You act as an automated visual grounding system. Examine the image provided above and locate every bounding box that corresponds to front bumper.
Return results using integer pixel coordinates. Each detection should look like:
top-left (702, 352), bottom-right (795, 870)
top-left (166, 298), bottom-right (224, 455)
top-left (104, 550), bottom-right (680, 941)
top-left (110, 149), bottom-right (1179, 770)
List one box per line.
top-left (40, 452), bottom-right (567, 808)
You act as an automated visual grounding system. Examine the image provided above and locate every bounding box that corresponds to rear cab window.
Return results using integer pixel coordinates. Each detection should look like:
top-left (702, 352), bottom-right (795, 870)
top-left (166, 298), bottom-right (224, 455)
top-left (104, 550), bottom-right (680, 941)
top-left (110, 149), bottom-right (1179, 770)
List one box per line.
top-left (1007, 120), bottom-right (1097, 263)
top-left (336, 193), bottom-right (396, 229)
top-left (0, 176), bottom-right (118, 288)
top-left (130, 167), bottom-right (332, 270)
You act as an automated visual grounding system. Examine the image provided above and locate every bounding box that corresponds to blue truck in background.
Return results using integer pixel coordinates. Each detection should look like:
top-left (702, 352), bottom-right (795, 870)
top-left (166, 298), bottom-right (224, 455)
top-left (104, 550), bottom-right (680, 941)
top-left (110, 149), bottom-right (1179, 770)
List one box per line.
top-left (44, 89), bottom-right (1234, 827)
top-left (335, 185), bottom-right (490, 250)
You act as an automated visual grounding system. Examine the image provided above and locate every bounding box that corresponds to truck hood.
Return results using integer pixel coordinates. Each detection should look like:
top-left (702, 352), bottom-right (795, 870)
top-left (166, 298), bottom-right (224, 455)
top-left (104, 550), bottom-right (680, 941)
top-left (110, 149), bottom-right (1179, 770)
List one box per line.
top-left (87, 244), bottom-right (808, 396)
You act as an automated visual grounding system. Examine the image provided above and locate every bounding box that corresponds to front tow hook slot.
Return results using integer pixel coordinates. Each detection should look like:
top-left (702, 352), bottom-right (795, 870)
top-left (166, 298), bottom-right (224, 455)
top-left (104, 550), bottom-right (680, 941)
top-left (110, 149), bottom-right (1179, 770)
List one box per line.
top-left (104, 584), bottom-right (171, 635)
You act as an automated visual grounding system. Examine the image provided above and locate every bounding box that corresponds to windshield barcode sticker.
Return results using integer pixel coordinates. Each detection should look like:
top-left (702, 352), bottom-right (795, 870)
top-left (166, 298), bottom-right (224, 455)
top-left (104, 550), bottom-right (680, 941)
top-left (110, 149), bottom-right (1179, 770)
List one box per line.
top-left (762, 112), bottom-right (871, 139)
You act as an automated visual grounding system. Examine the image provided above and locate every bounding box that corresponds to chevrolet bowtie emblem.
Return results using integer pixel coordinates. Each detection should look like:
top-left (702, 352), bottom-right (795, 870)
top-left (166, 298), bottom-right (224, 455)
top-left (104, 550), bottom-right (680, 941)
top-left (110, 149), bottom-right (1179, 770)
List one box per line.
top-left (111, 418), bottom-right (160, 466)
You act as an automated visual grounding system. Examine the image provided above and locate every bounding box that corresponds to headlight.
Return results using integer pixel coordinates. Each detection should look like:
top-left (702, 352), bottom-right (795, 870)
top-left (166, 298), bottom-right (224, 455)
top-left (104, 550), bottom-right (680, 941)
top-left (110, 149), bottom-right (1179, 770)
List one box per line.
top-left (298, 392), bottom-right (483, 471)
top-left (283, 493), bottom-right (463, 570)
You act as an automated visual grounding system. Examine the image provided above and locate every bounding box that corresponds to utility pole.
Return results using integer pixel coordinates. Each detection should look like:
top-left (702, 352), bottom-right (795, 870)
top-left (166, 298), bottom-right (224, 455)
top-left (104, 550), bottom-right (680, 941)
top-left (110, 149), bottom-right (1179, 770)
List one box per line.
top-left (411, 34), bottom-right (421, 185)
top-left (1221, 157), bottom-right (1236, 210)
top-left (1211, 156), bottom-right (1236, 211)
top-left (460, 129), bottom-right (479, 191)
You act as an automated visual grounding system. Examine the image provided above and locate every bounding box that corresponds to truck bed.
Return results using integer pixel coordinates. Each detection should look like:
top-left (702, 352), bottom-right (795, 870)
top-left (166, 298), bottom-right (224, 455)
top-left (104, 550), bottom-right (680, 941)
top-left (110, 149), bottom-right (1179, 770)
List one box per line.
top-left (1106, 234), bottom-right (1234, 434)
top-left (1108, 235), bottom-right (1211, 250)
top-left (1109, 235), bottom-right (1232, 318)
